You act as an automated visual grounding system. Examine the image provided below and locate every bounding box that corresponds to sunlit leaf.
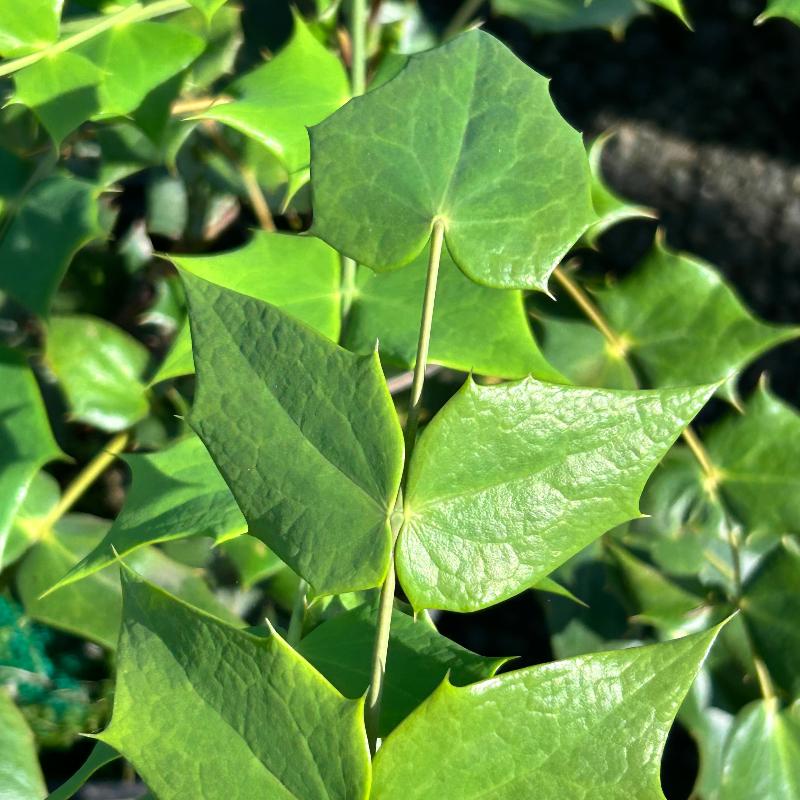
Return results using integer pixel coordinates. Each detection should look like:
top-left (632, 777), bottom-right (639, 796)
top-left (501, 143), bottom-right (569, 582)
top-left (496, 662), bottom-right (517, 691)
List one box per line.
top-left (0, 0), bottom-right (61, 57)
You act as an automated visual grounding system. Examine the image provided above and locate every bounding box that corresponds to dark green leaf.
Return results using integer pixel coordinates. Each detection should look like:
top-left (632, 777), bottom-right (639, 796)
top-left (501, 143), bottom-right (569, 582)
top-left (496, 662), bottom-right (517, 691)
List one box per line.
top-left (46, 741), bottom-right (120, 800)
top-left (372, 625), bottom-right (724, 799)
top-left (493, 0), bottom-right (643, 34)
top-left (98, 571), bottom-right (371, 800)
top-left (0, 689), bottom-right (46, 800)
top-left (398, 377), bottom-right (713, 611)
top-left (310, 30), bottom-right (595, 290)
top-left (184, 274), bottom-right (404, 595)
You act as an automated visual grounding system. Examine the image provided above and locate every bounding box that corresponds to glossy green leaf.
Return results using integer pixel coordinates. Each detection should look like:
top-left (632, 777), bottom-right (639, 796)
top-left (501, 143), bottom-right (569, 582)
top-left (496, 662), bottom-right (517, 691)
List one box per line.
top-left (97, 571), bottom-right (371, 800)
top-left (298, 600), bottom-right (508, 737)
top-left (719, 700), bottom-right (800, 799)
top-left (398, 377), bottom-right (713, 611)
top-left (0, 0), bottom-right (60, 57)
top-left (200, 11), bottom-right (349, 175)
top-left (0, 175), bottom-right (101, 316)
top-left (595, 241), bottom-right (800, 398)
top-left (493, 0), bottom-right (643, 34)
top-left (184, 274), bottom-right (404, 595)
top-left (17, 513), bottom-right (241, 648)
top-left (707, 383), bottom-right (800, 539)
top-left (152, 231), bottom-right (341, 384)
top-left (310, 29), bottom-right (595, 290)
top-left (49, 434), bottom-right (246, 593)
top-left (45, 315), bottom-right (149, 432)
top-left (756, 0), bottom-right (800, 25)
top-left (3, 471), bottom-right (59, 567)
top-left (45, 741), bottom-right (120, 800)
top-left (344, 248), bottom-right (564, 381)
top-left (741, 541), bottom-right (800, 698)
top-left (0, 689), bottom-right (46, 800)
top-left (0, 349), bottom-right (61, 566)
top-left (372, 625), bottom-right (724, 799)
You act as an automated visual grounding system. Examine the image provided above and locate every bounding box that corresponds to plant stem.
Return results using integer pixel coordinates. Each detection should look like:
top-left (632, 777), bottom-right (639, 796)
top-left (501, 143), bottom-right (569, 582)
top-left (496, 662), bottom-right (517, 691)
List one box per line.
top-left (443, 0), bottom-right (485, 40)
top-left (0, 0), bottom-right (189, 78)
top-left (286, 579), bottom-right (308, 646)
top-left (681, 425), bottom-right (720, 494)
top-left (365, 219), bottom-right (446, 754)
top-left (42, 432), bottom-right (130, 530)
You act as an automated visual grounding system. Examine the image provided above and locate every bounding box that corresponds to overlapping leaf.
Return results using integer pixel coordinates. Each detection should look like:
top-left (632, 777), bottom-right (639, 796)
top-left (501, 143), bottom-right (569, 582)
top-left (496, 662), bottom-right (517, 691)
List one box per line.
top-left (184, 274), bottom-right (404, 595)
top-left (45, 315), bottom-right (150, 432)
top-left (397, 377), bottom-right (713, 611)
top-left (372, 626), bottom-right (723, 799)
top-left (0, 690), bottom-right (46, 800)
top-left (97, 572), bottom-right (371, 800)
top-left (2, 470), bottom-right (59, 568)
top-left (310, 29), bottom-right (595, 290)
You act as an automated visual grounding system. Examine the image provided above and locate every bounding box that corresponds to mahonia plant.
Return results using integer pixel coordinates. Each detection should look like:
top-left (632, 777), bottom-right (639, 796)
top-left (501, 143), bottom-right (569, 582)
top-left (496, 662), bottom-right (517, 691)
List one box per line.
top-left (0, 1), bottom-right (798, 799)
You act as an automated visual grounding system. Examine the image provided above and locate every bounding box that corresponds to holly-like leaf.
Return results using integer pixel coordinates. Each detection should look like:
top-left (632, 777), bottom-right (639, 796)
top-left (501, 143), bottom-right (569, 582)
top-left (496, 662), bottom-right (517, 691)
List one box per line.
top-left (344, 248), bottom-right (564, 381)
top-left (741, 541), bottom-right (800, 698)
top-left (0, 349), bottom-right (62, 566)
top-left (97, 571), bottom-right (371, 800)
top-left (0, 174), bottom-right (101, 316)
top-left (0, 0), bottom-right (61, 57)
top-left (397, 377), bottom-right (713, 612)
top-left (45, 315), bottom-right (150, 433)
top-left (200, 11), bottom-right (349, 176)
top-left (298, 601), bottom-right (508, 737)
top-left (706, 383), bottom-right (800, 540)
top-left (3, 470), bottom-right (59, 568)
top-left (719, 700), bottom-right (800, 799)
top-left (184, 274), bottom-right (404, 595)
top-left (152, 232), bottom-right (341, 384)
top-left (0, 689), bottom-right (46, 800)
top-left (595, 241), bottom-right (800, 399)
top-left (492, 0), bottom-right (643, 34)
top-left (47, 434), bottom-right (246, 594)
top-left (372, 625), bottom-right (724, 799)
top-left (310, 29), bottom-right (595, 290)
top-left (756, 0), bottom-right (800, 25)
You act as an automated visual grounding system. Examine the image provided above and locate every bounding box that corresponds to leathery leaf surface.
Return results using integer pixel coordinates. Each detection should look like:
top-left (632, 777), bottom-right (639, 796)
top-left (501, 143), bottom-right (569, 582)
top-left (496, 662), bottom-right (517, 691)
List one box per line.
top-left (372, 625), bottom-right (724, 799)
top-left (184, 273), bottom-right (404, 595)
top-left (310, 29), bottom-right (595, 290)
top-left (98, 571), bottom-right (370, 800)
top-left (398, 377), bottom-right (714, 611)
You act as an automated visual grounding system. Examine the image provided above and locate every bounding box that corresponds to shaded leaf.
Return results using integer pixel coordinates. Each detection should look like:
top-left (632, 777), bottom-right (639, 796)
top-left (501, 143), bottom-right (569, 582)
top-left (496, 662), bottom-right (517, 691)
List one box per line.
top-left (310, 29), bottom-right (595, 290)
top-left (493, 0), bottom-right (644, 34)
top-left (372, 625), bottom-right (724, 799)
top-left (45, 741), bottom-right (120, 800)
top-left (398, 377), bottom-right (713, 611)
top-left (45, 315), bottom-right (150, 433)
top-left (0, 689), bottom-right (46, 800)
top-left (219, 535), bottom-right (284, 588)
top-left (184, 274), bottom-right (404, 595)
top-left (298, 600), bottom-right (508, 737)
top-left (98, 571), bottom-right (371, 800)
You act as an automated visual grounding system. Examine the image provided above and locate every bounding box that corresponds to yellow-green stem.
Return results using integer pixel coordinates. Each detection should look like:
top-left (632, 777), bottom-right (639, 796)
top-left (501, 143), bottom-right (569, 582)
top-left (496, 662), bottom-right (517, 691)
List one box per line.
top-left (443, 0), bottom-right (485, 39)
top-left (0, 1), bottom-right (189, 78)
top-left (365, 220), bottom-right (446, 754)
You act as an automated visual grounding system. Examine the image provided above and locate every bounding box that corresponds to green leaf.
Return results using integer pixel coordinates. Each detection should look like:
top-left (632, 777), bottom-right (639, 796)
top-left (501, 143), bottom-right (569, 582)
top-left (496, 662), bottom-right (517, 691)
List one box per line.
top-left (719, 700), bottom-right (800, 799)
top-left (17, 513), bottom-right (242, 648)
top-left (646, 0), bottom-right (691, 25)
top-left (46, 741), bottom-right (120, 800)
top-left (756, 0), bottom-right (800, 25)
top-left (3, 470), bottom-right (59, 567)
top-left (595, 241), bottom-right (800, 398)
top-left (152, 232), bottom-right (341, 384)
top-left (741, 540), bottom-right (800, 698)
top-left (532, 575), bottom-right (587, 606)
top-left (0, 174), bottom-right (101, 316)
top-left (0, 349), bottom-right (62, 566)
top-left (398, 377), bottom-right (713, 611)
top-left (0, 689), bottom-right (46, 800)
top-left (48, 433), bottom-right (246, 594)
top-left (98, 571), bottom-right (371, 800)
top-left (310, 30), bottom-right (595, 290)
top-left (493, 0), bottom-right (644, 34)
top-left (200, 11), bottom-right (349, 175)
top-left (45, 315), bottom-right (150, 433)
top-left (372, 625), bottom-right (724, 799)
top-left (344, 248), bottom-right (564, 381)
top-left (0, 0), bottom-right (60, 57)
top-left (219, 535), bottom-right (284, 588)
top-left (298, 601), bottom-right (508, 737)
top-left (186, 0), bottom-right (227, 22)
top-left (707, 383), bottom-right (800, 540)
top-left (184, 274), bottom-right (404, 595)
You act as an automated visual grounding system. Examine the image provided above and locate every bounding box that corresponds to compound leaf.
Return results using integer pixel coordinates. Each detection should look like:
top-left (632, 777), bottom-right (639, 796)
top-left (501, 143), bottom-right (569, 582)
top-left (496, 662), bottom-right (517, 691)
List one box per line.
top-left (298, 600), bottom-right (508, 737)
top-left (398, 377), bottom-right (713, 611)
top-left (0, 689), bottom-right (46, 800)
top-left (184, 273), bottom-right (404, 595)
top-left (0, 174), bottom-right (101, 317)
top-left (595, 241), bottom-right (799, 399)
top-left (45, 315), bottom-right (150, 432)
top-left (310, 29), bottom-right (595, 290)
top-left (372, 625), bottom-right (724, 799)
top-left (48, 433), bottom-right (246, 593)
top-left (200, 11), bottom-right (349, 176)
top-left (98, 571), bottom-right (371, 800)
